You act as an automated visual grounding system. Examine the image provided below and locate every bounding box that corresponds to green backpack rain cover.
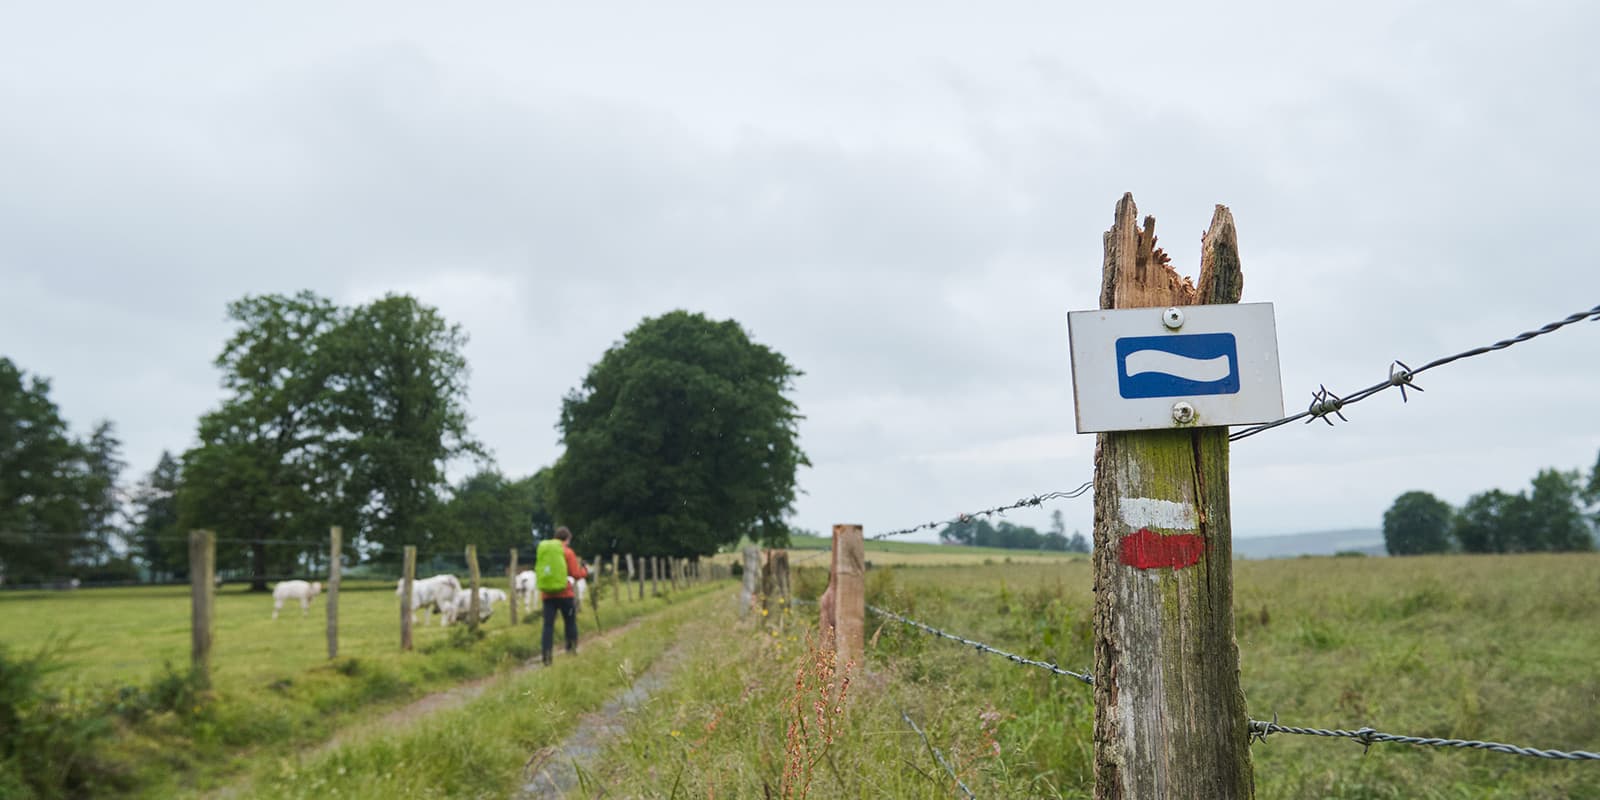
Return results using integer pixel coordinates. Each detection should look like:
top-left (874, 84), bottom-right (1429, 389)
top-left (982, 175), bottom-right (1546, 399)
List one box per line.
top-left (534, 539), bottom-right (569, 593)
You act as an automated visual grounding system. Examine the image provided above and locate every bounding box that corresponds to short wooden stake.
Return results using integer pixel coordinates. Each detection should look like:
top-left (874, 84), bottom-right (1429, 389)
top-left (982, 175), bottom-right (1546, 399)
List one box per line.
top-left (824, 525), bottom-right (865, 670)
top-left (189, 530), bottom-right (215, 689)
top-left (508, 547), bottom-right (520, 626)
top-left (740, 546), bottom-right (760, 616)
top-left (466, 545), bottom-right (481, 630)
top-left (326, 526), bottom-right (341, 660)
top-left (400, 546), bottom-right (416, 651)
top-left (1090, 195), bottom-right (1253, 798)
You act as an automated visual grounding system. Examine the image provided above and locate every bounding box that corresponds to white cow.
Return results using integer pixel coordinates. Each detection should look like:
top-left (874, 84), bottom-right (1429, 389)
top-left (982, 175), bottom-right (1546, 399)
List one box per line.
top-left (514, 569), bottom-right (587, 610)
top-left (272, 580), bottom-right (322, 619)
top-left (514, 569), bottom-right (539, 611)
top-left (450, 587), bottom-right (508, 624)
top-left (395, 574), bottom-right (463, 626)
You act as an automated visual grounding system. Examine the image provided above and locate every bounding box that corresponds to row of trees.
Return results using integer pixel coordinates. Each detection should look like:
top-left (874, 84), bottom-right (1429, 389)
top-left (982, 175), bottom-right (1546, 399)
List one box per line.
top-left (1383, 460), bottom-right (1600, 556)
top-left (937, 509), bottom-right (1091, 552)
top-left (2, 302), bottom-right (811, 588)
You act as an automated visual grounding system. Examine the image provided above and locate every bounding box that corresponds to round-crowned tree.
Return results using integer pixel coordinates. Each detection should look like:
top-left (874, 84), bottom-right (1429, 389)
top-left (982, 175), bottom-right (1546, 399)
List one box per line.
top-left (1382, 490), bottom-right (1454, 555)
top-left (550, 311), bottom-right (807, 558)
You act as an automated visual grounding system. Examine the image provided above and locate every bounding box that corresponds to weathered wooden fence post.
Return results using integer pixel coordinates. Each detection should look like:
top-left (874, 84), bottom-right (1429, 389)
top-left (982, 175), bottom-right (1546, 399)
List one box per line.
top-left (466, 545), bottom-right (481, 631)
top-left (611, 555), bottom-right (621, 603)
top-left (326, 526), bottom-right (342, 660)
top-left (651, 557), bottom-right (660, 597)
top-left (189, 529), bottom-right (215, 688)
top-left (773, 549), bottom-right (791, 605)
top-left (508, 547), bottom-right (520, 626)
top-left (740, 546), bottom-right (760, 616)
top-left (401, 545), bottom-right (416, 651)
top-left (822, 525), bottom-right (865, 669)
top-left (1090, 194), bottom-right (1253, 799)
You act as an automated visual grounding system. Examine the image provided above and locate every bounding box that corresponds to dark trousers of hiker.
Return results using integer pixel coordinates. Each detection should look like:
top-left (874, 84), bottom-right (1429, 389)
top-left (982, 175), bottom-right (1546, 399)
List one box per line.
top-left (540, 596), bottom-right (578, 665)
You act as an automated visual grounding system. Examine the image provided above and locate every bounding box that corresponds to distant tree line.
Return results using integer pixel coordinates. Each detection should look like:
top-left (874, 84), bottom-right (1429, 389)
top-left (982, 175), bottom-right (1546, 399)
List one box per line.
top-left (2, 303), bottom-right (808, 588)
top-left (937, 509), bottom-right (1090, 553)
top-left (1382, 458), bottom-right (1600, 556)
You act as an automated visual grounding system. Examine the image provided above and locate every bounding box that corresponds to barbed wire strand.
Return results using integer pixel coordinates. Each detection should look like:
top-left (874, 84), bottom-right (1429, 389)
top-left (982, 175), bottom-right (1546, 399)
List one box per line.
top-left (867, 481), bottom-right (1093, 542)
top-left (1230, 302), bottom-right (1600, 441)
top-left (867, 604), bottom-right (1094, 685)
top-left (870, 604), bottom-right (1599, 762)
top-left (1247, 718), bottom-right (1600, 761)
top-left (898, 705), bottom-right (977, 800)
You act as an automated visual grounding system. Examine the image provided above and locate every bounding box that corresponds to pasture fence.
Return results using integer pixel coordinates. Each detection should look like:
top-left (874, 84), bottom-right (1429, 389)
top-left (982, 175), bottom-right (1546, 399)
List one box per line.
top-left (800, 264), bottom-right (1600, 793)
top-left (898, 704), bottom-right (977, 800)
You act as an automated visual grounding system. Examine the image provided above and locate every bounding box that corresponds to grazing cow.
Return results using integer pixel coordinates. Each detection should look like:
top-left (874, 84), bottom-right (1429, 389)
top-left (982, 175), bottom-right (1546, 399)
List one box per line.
top-left (395, 574), bottom-right (463, 626)
top-left (450, 587), bottom-right (508, 624)
top-left (514, 569), bottom-right (538, 611)
top-left (272, 580), bottom-right (322, 619)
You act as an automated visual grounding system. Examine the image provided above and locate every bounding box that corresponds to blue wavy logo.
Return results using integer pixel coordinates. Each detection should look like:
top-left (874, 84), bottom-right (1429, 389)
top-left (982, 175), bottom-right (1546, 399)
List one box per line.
top-left (1115, 333), bottom-right (1240, 399)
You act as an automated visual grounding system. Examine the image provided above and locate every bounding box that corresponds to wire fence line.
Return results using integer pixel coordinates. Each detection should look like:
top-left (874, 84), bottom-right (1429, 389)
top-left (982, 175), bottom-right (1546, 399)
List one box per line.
top-left (867, 481), bottom-right (1093, 542)
top-left (1229, 302), bottom-right (1600, 441)
top-left (867, 603), bottom-right (1598, 763)
top-left (867, 604), bottom-right (1094, 685)
top-left (1247, 718), bottom-right (1600, 761)
top-left (898, 704), bottom-right (978, 799)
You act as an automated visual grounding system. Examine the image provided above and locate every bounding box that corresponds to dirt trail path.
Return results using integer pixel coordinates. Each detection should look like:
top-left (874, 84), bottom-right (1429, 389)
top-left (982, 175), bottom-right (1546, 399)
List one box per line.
top-left (512, 628), bottom-right (697, 799)
top-left (203, 607), bottom-right (664, 800)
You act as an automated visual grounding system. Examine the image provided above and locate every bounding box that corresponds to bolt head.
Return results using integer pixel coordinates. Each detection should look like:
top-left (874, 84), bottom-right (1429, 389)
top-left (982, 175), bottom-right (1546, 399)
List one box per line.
top-left (1162, 307), bottom-right (1184, 329)
top-left (1171, 402), bottom-right (1196, 424)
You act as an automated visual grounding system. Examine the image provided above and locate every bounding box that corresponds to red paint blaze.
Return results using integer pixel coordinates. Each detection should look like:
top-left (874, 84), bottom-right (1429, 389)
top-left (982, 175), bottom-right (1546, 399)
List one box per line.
top-left (1119, 527), bottom-right (1206, 570)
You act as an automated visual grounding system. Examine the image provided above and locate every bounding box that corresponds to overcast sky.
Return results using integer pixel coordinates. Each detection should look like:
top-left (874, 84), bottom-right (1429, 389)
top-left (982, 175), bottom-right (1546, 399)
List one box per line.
top-left (4, 2), bottom-right (1598, 544)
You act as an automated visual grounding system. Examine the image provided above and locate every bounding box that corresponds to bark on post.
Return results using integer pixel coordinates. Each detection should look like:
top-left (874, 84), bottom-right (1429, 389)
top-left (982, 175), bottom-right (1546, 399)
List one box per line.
top-left (1091, 194), bottom-right (1253, 799)
top-left (740, 546), bottom-right (760, 616)
top-left (465, 545), bottom-right (481, 631)
top-left (508, 548), bottom-right (520, 625)
top-left (326, 526), bottom-right (342, 660)
top-left (824, 525), bottom-right (865, 670)
top-left (400, 546), bottom-right (416, 651)
top-left (188, 530), bottom-right (215, 688)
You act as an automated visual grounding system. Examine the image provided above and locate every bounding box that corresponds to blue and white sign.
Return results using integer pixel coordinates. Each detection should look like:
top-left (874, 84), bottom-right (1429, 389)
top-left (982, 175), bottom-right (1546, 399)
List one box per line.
top-left (1068, 304), bottom-right (1283, 433)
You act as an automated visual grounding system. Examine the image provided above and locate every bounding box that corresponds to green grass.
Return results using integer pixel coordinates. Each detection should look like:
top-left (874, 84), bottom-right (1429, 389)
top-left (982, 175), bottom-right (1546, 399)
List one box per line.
top-left (223, 589), bottom-right (722, 799)
top-left (0, 576), bottom-right (725, 798)
top-left (586, 554), bottom-right (1600, 799)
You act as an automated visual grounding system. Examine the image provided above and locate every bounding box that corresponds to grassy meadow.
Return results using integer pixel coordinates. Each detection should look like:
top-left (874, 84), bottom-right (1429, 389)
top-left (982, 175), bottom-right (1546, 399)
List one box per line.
top-left (4, 553), bottom-right (1596, 798)
top-left (0, 574), bottom-right (723, 798)
top-left (579, 553), bottom-right (1599, 799)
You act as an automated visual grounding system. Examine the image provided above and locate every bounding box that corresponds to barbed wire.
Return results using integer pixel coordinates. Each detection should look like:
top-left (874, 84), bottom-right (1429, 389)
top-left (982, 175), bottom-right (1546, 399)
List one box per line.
top-left (898, 704), bottom-right (977, 799)
top-left (1229, 302), bottom-right (1600, 441)
top-left (867, 604), bottom-right (1094, 685)
top-left (867, 481), bottom-right (1094, 542)
top-left (1247, 717), bottom-right (1600, 761)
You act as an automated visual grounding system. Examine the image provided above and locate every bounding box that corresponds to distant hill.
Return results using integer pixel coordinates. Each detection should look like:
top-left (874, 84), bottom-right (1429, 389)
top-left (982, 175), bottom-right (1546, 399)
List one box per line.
top-left (1233, 528), bottom-right (1385, 559)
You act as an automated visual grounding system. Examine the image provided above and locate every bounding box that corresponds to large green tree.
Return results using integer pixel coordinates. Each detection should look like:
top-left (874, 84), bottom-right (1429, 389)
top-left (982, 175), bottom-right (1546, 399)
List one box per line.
top-left (1453, 489), bottom-right (1527, 553)
top-left (1382, 490), bottom-right (1454, 555)
top-left (181, 292), bottom-right (481, 589)
top-left (550, 311), bottom-right (807, 558)
top-left (1525, 468), bottom-right (1594, 552)
top-left (329, 294), bottom-right (482, 555)
top-left (0, 358), bottom-right (123, 583)
top-left (426, 468), bottom-right (553, 564)
top-left (180, 293), bottom-right (345, 589)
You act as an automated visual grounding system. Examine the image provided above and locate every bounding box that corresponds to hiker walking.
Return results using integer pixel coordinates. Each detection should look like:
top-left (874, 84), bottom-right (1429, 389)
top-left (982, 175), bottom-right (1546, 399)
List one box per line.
top-left (534, 526), bottom-right (589, 666)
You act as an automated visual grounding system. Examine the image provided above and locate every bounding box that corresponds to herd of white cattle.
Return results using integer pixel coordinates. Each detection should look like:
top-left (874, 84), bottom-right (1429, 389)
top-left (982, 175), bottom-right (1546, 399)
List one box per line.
top-left (269, 571), bottom-right (588, 625)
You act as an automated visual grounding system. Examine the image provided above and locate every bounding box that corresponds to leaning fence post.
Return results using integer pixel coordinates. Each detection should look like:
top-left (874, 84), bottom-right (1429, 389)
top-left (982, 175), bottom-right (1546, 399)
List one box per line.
top-left (400, 545), bottom-right (416, 651)
top-left (508, 547), bottom-right (520, 625)
top-left (326, 526), bottom-right (342, 660)
top-left (824, 525), bottom-right (865, 670)
top-left (740, 546), bottom-right (760, 616)
top-left (466, 545), bottom-right (481, 630)
top-left (1089, 195), bottom-right (1254, 798)
top-left (189, 529), bottom-right (215, 688)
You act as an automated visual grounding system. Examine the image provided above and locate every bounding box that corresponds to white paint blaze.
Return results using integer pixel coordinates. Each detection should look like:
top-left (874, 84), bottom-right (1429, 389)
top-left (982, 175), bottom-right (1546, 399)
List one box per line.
top-left (1121, 349), bottom-right (1231, 383)
top-left (1118, 497), bottom-right (1196, 530)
